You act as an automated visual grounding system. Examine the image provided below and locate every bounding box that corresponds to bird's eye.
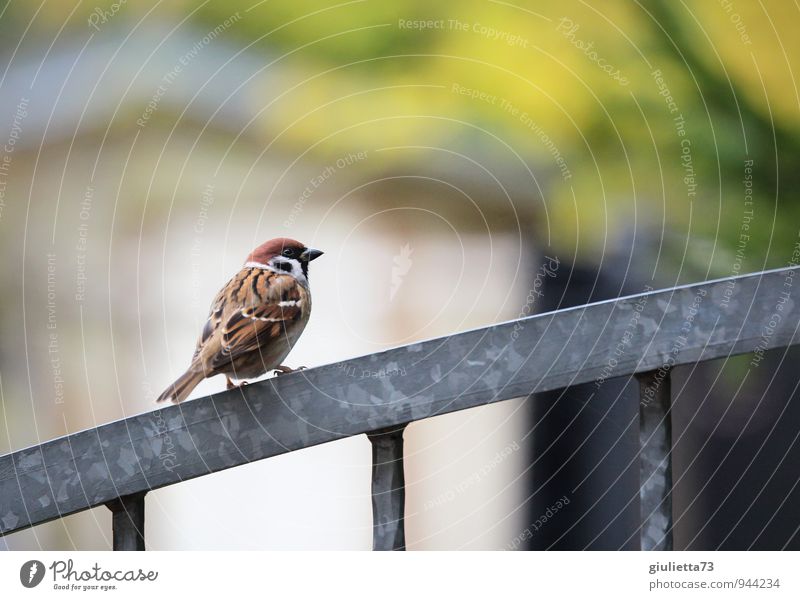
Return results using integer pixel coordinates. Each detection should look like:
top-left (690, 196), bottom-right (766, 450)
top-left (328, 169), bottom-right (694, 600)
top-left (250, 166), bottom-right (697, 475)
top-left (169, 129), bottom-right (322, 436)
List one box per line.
top-left (282, 248), bottom-right (296, 258)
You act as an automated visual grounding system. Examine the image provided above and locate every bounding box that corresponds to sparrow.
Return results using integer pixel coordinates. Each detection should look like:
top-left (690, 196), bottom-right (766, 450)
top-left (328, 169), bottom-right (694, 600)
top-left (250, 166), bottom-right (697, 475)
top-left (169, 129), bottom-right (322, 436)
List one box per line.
top-left (156, 238), bottom-right (323, 403)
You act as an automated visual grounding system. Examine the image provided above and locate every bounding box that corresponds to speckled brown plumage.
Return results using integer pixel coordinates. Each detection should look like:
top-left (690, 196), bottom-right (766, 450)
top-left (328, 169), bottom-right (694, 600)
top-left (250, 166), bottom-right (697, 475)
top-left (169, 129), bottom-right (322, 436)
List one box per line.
top-left (157, 238), bottom-right (322, 404)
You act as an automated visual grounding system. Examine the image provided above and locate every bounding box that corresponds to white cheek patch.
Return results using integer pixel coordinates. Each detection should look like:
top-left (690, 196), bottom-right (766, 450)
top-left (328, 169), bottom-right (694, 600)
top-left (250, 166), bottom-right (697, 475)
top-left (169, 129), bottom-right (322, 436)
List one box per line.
top-left (243, 257), bottom-right (309, 286)
top-left (271, 257), bottom-right (307, 284)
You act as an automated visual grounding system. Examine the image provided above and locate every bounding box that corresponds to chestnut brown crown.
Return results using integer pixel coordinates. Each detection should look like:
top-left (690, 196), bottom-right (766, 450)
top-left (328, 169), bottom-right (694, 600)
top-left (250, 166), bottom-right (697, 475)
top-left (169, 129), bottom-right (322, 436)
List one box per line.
top-left (246, 238), bottom-right (323, 265)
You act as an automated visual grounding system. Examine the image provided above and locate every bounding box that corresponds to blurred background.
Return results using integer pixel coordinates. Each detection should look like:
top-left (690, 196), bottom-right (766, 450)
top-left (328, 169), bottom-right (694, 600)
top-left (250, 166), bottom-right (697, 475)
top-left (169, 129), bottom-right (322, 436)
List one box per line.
top-left (1, 1), bottom-right (799, 550)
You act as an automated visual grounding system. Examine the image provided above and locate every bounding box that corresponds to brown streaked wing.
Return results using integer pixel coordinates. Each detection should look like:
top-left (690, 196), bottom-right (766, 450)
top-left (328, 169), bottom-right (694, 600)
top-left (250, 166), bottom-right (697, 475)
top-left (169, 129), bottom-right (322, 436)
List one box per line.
top-left (190, 270), bottom-right (248, 362)
top-left (208, 273), bottom-right (306, 369)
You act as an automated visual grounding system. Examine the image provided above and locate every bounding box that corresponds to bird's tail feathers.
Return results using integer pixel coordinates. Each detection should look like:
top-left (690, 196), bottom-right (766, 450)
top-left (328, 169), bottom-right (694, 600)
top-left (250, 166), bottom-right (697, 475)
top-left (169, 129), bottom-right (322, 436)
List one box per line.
top-left (156, 369), bottom-right (205, 404)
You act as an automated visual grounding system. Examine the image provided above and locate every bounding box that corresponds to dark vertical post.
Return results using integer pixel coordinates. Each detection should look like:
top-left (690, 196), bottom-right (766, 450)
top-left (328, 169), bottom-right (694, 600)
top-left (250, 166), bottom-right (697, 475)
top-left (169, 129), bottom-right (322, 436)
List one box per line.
top-left (637, 369), bottom-right (674, 550)
top-left (528, 262), bottom-right (642, 549)
top-left (367, 425), bottom-right (407, 551)
top-left (106, 492), bottom-right (147, 551)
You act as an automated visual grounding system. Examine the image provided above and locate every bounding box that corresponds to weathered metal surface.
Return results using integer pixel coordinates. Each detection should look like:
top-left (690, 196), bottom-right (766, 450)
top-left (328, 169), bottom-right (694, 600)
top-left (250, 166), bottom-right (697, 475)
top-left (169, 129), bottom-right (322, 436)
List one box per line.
top-left (106, 492), bottom-right (146, 551)
top-left (1, 267), bottom-right (799, 536)
top-left (367, 426), bottom-right (407, 551)
top-left (637, 371), bottom-right (673, 551)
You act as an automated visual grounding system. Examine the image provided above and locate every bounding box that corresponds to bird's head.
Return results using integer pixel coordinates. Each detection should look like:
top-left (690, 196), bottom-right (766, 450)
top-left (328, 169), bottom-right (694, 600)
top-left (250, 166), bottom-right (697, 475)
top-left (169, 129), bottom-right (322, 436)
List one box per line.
top-left (245, 238), bottom-right (324, 280)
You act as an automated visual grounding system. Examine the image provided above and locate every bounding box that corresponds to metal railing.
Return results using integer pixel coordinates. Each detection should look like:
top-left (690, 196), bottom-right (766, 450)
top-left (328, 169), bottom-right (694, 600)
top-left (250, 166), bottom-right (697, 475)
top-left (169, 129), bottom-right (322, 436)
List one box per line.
top-left (1, 267), bottom-right (798, 550)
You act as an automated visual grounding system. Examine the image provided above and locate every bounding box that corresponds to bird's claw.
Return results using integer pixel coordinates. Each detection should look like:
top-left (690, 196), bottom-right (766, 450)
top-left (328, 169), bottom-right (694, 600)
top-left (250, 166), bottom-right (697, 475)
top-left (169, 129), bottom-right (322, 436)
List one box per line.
top-left (226, 377), bottom-right (249, 389)
top-left (272, 365), bottom-right (306, 376)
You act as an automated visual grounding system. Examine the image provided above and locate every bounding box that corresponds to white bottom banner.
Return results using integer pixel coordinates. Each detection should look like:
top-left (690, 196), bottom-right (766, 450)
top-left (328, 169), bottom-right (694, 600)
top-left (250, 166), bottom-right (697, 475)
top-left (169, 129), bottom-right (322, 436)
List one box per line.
top-left (0, 551), bottom-right (796, 598)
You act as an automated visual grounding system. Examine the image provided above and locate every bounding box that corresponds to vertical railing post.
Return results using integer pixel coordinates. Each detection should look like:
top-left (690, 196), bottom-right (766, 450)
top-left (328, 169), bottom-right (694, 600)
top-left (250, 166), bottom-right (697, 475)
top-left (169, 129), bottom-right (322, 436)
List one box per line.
top-left (367, 425), bottom-right (407, 551)
top-left (636, 369), bottom-right (674, 550)
top-left (106, 492), bottom-right (147, 551)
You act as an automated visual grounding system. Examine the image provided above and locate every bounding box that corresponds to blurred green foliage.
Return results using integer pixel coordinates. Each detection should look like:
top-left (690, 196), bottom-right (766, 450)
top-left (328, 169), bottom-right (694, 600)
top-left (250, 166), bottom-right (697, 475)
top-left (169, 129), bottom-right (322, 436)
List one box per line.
top-left (199, 0), bottom-right (800, 275)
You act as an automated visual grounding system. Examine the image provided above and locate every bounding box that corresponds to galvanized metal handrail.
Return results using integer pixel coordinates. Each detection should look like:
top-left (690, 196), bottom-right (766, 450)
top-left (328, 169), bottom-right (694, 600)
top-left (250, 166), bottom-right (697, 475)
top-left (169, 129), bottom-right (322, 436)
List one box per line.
top-left (1, 267), bottom-right (799, 550)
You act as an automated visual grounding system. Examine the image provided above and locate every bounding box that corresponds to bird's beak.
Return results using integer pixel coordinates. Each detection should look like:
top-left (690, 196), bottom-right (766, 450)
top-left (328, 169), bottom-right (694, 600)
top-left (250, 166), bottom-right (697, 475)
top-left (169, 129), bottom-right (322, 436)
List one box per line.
top-left (300, 248), bottom-right (324, 262)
